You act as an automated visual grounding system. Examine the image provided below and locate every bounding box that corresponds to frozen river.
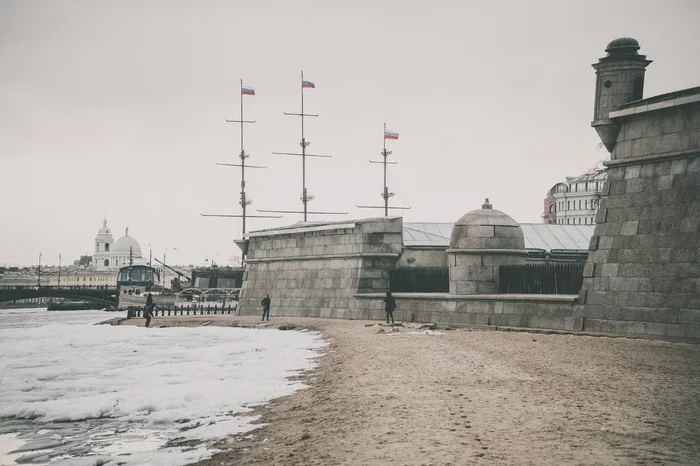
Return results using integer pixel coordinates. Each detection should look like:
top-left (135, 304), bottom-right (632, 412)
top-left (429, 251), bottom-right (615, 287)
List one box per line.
top-left (0, 308), bottom-right (325, 465)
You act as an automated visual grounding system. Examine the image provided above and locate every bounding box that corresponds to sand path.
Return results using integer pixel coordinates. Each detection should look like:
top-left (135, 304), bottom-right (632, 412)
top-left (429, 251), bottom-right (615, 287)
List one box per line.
top-left (125, 316), bottom-right (700, 465)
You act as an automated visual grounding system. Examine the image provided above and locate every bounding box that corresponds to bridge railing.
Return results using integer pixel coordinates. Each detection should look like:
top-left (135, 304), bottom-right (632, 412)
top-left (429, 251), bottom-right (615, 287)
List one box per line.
top-left (126, 303), bottom-right (239, 318)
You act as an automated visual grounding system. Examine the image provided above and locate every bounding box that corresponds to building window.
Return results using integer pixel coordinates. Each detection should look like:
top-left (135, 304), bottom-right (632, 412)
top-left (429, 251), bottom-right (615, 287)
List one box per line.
top-left (567, 218), bottom-right (570, 224)
top-left (585, 218), bottom-right (588, 224)
top-left (105, 243), bottom-right (110, 252)
top-left (567, 201), bottom-right (571, 210)
top-left (104, 259), bottom-right (109, 267)
top-left (633, 76), bottom-right (644, 101)
top-left (578, 200), bottom-right (582, 210)
top-left (549, 204), bottom-right (553, 213)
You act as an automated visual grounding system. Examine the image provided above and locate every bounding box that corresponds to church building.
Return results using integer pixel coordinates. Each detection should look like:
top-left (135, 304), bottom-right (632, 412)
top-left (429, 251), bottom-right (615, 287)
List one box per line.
top-left (92, 219), bottom-right (147, 269)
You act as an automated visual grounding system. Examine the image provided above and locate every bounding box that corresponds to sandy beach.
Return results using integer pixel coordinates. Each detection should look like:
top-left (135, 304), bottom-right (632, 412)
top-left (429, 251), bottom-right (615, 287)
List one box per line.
top-left (121, 315), bottom-right (700, 465)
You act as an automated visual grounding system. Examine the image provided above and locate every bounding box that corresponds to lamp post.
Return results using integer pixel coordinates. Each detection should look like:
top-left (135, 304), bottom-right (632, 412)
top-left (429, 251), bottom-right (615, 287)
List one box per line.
top-left (148, 244), bottom-right (152, 267)
top-left (58, 253), bottom-right (62, 288)
top-left (37, 252), bottom-right (42, 287)
top-left (163, 247), bottom-right (177, 291)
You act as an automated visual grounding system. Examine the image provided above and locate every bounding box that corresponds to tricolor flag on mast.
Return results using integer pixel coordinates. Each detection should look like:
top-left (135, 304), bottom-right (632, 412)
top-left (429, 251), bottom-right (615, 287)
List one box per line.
top-left (241, 86), bottom-right (255, 95)
top-left (302, 80), bottom-right (315, 89)
top-left (384, 129), bottom-right (399, 140)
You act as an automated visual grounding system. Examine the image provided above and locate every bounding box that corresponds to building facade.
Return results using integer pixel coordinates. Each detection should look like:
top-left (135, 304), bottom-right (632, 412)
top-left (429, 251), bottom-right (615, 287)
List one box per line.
top-left (543, 172), bottom-right (606, 225)
top-left (47, 269), bottom-right (118, 287)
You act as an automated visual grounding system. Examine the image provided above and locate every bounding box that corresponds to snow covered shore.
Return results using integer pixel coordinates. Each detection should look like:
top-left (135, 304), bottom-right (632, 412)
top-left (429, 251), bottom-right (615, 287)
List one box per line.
top-left (0, 309), bottom-right (324, 465)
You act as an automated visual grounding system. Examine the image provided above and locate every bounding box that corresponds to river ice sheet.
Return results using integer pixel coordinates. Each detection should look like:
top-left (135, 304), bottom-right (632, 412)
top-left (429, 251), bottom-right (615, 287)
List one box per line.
top-left (0, 309), bottom-right (325, 465)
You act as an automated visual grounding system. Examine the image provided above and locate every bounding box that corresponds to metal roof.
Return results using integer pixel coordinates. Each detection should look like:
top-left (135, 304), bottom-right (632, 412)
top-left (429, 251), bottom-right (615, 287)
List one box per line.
top-left (403, 222), bottom-right (594, 252)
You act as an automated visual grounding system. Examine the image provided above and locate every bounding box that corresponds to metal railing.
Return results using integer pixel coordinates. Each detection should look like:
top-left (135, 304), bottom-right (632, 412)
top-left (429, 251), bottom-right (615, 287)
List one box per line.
top-left (499, 262), bottom-right (584, 294)
top-left (127, 303), bottom-right (238, 318)
top-left (389, 267), bottom-right (449, 293)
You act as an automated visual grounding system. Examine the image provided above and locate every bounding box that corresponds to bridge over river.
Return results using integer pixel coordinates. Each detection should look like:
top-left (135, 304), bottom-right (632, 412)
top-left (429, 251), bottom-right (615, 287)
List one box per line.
top-left (0, 286), bottom-right (119, 308)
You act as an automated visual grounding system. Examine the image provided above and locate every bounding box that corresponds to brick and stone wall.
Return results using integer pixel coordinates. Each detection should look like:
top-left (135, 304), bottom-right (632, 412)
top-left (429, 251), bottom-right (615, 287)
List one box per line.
top-left (356, 293), bottom-right (580, 330)
top-left (580, 102), bottom-right (700, 339)
top-left (397, 247), bottom-right (447, 268)
top-left (238, 218), bottom-right (402, 317)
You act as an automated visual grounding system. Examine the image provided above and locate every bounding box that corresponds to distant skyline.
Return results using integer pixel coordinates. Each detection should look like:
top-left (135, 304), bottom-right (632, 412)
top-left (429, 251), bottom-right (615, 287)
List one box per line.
top-left (2, 0), bottom-right (699, 266)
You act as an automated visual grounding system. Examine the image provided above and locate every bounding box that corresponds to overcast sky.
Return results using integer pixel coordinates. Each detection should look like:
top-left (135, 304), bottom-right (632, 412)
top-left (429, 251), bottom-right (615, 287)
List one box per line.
top-left (2, 0), bottom-right (699, 267)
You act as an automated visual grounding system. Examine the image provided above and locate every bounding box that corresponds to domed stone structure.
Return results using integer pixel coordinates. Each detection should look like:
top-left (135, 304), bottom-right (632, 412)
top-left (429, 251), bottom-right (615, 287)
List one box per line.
top-left (447, 199), bottom-right (527, 294)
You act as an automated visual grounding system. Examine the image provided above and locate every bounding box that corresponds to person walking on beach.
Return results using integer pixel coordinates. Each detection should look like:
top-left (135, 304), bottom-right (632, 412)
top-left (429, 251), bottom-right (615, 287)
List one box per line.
top-left (261, 294), bottom-right (271, 321)
top-left (384, 291), bottom-right (397, 324)
top-left (144, 292), bottom-right (154, 328)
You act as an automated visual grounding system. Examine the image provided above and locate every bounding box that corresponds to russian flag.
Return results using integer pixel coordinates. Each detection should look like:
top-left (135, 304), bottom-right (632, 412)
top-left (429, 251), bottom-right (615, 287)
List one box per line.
top-left (384, 129), bottom-right (399, 140)
top-left (241, 86), bottom-right (255, 96)
top-left (302, 80), bottom-right (315, 89)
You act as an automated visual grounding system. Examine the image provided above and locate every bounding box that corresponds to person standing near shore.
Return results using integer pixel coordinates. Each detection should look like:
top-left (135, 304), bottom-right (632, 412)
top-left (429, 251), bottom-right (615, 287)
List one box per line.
top-left (261, 294), bottom-right (271, 321)
top-left (144, 293), bottom-right (154, 328)
top-left (384, 291), bottom-right (396, 324)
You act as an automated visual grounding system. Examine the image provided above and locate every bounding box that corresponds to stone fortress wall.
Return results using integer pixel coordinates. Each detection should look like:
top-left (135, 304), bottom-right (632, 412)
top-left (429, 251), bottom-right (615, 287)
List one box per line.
top-left (578, 38), bottom-right (700, 339)
top-left (239, 215), bottom-right (581, 330)
top-left (237, 37), bottom-right (699, 341)
top-left (238, 218), bottom-right (402, 319)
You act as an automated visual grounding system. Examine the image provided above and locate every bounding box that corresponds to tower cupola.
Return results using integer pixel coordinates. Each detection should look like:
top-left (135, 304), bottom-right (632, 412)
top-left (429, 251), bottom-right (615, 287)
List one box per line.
top-left (592, 37), bottom-right (652, 152)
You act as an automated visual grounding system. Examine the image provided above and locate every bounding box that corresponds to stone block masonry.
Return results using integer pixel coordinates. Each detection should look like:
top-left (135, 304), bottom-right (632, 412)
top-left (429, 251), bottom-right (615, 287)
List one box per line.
top-left (578, 142), bottom-right (700, 339)
top-left (238, 217), bottom-right (403, 318)
top-left (582, 52), bottom-right (700, 340)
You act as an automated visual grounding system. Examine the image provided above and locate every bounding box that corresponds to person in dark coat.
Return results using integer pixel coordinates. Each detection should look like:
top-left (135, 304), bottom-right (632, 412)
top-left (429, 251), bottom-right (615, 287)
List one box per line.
top-left (383, 291), bottom-right (397, 324)
top-left (261, 294), bottom-right (271, 321)
top-left (144, 293), bottom-right (154, 328)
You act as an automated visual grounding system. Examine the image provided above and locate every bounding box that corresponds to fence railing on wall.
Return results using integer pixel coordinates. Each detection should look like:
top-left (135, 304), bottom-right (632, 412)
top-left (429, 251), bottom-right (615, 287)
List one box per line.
top-left (126, 303), bottom-right (238, 318)
top-left (499, 262), bottom-right (584, 294)
top-left (389, 267), bottom-right (449, 293)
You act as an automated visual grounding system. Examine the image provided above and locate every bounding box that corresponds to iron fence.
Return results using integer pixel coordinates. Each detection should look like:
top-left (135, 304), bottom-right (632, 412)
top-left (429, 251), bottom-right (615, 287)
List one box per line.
top-left (499, 262), bottom-right (584, 294)
top-left (389, 267), bottom-right (449, 293)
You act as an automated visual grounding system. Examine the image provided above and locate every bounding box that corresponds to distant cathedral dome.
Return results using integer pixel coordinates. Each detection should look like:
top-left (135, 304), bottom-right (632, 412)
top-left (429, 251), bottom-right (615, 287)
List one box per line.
top-left (93, 221), bottom-right (145, 269)
top-left (113, 229), bottom-right (143, 257)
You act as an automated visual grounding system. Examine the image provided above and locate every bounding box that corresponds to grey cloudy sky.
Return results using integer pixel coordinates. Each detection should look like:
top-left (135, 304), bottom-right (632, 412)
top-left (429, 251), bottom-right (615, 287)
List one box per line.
top-left (2, 0), bottom-right (699, 267)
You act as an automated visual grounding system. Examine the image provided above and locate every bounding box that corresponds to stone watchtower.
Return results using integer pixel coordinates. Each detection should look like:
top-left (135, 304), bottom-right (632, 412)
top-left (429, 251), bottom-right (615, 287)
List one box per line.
top-left (447, 199), bottom-right (527, 294)
top-left (592, 37), bottom-right (652, 151)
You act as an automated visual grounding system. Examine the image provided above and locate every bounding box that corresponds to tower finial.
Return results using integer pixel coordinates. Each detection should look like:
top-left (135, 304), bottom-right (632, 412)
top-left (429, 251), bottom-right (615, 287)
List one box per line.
top-left (482, 198), bottom-right (492, 209)
top-left (103, 217), bottom-right (107, 227)
top-left (125, 227), bottom-right (129, 236)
